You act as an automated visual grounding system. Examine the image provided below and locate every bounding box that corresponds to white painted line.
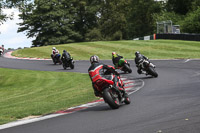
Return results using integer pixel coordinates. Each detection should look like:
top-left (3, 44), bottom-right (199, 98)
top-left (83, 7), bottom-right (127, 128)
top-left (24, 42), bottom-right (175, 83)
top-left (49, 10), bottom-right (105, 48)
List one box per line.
top-left (191, 72), bottom-right (200, 77)
top-left (0, 78), bottom-right (144, 130)
top-left (0, 114), bottom-right (64, 130)
top-left (128, 79), bottom-right (144, 95)
top-left (184, 59), bottom-right (190, 63)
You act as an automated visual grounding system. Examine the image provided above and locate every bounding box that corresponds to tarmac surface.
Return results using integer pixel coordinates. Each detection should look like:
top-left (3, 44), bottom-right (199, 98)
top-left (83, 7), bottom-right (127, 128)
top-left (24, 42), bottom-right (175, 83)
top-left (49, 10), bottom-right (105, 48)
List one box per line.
top-left (0, 54), bottom-right (200, 133)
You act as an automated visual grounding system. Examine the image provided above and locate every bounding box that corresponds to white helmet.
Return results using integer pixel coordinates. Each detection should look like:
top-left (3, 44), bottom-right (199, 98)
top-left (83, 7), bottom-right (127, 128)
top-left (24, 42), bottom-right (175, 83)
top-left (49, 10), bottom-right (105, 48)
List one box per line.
top-left (52, 47), bottom-right (56, 50)
top-left (90, 55), bottom-right (99, 64)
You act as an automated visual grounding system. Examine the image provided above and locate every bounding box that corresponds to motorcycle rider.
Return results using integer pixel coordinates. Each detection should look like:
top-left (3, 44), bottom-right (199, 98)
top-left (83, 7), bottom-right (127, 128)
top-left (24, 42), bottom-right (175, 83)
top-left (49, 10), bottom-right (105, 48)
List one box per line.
top-left (112, 52), bottom-right (123, 68)
top-left (88, 55), bottom-right (126, 99)
top-left (51, 47), bottom-right (60, 58)
top-left (0, 45), bottom-right (4, 54)
top-left (135, 51), bottom-right (154, 74)
top-left (51, 47), bottom-right (61, 64)
top-left (61, 49), bottom-right (71, 62)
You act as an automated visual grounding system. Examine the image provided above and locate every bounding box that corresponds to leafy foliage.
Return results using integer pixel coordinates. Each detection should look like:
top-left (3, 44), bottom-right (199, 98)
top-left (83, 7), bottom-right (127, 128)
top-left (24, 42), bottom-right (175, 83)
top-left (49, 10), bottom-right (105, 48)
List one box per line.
top-left (85, 28), bottom-right (102, 41)
top-left (152, 10), bottom-right (184, 25)
top-left (166, 0), bottom-right (194, 15)
top-left (0, 0), bottom-right (31, 24)
top-left (1, 0), bottom-right (200, 46)
top-left (18, 0), bottom-right (83, 46)
top-left (181, 7), bottom-right (200, 33)
top-left (127, 0), bottom-right (161, 38)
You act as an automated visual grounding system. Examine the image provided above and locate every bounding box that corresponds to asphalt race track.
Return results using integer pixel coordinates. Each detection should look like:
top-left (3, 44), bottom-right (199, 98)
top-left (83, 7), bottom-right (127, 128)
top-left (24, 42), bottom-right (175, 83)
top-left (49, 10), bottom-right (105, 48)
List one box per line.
top-left (0, 55), bottom-right (200, 133)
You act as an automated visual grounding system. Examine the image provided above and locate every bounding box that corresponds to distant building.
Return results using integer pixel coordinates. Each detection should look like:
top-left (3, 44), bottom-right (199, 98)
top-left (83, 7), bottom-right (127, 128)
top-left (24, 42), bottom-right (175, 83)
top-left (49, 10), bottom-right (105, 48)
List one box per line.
top-left (156, 20), bottom-right (181, 34)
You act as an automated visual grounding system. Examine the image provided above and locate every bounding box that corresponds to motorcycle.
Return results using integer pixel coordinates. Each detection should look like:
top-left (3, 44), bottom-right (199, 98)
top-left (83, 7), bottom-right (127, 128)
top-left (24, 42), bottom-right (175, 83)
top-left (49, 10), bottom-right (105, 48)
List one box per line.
top-left (0, 49), bottom-right (3, 56)
top-left (62, 56), bottom-right (75, 69)
top-left (93, 69), bottom-right (131, 109)
top-left (138, 59), bottom-right (158, 77)
top-left (51, 54), bottom-right (62, 65)
top-left (117, 58), bottom-right (132, 73)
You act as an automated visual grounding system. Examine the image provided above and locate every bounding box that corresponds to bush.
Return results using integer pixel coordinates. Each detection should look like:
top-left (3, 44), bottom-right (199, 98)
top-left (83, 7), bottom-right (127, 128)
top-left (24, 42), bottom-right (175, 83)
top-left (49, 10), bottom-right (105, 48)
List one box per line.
top-left (85, 28), bottom-right (102, 41)
top-left (112, 31), bottom-right (122, 40)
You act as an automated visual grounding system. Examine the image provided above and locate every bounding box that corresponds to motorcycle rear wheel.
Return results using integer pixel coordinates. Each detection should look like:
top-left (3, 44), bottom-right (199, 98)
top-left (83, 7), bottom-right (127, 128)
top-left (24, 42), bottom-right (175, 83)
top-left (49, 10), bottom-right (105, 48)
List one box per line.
top-left (103, 88), bottom-right (120, 109)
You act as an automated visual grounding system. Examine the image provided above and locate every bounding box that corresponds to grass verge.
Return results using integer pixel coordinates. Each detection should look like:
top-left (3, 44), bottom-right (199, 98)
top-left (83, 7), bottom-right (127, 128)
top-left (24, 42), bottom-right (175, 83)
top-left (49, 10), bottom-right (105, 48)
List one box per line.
top-left (0, 68), bottom-right (97, 125)
top-left (12, 40), bottom-right (200, 60)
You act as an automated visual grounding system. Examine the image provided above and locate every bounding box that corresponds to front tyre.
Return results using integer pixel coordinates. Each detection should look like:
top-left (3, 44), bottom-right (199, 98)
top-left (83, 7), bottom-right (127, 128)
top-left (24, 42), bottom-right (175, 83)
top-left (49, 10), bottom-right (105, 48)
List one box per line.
top-left (63, 64), bottom-right (66, 69)
top-left (70, 61), bottom-right (74, 69)
top-left (148, 67), bottom-right (158, 77)
top-left (124, 64), bottom-right (132, 73)
top-left (124, 93), bottom-right (131, 104)
top-left (103, 88), bottom-right (120, 109)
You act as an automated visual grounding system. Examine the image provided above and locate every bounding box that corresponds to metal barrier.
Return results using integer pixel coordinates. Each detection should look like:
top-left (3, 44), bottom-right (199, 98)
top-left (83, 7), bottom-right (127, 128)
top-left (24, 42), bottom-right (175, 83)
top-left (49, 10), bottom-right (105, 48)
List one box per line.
top-left (156, 33), bottom-right (200, 41)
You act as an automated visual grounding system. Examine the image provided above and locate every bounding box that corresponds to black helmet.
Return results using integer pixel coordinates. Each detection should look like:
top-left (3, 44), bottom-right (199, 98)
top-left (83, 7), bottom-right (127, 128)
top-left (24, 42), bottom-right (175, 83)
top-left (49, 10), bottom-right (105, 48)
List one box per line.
top-left (63, 50), bottom-right (66, 53)
top-left (90, 55), bottom-right (99, 64)
top-left (135, 51), bottom-right (140, 57)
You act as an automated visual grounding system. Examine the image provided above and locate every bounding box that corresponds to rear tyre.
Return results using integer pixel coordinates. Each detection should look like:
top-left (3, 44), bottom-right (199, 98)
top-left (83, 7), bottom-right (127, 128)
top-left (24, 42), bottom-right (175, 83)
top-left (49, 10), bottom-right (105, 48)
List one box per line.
top-left (103, 88), bottom-right (120, 109)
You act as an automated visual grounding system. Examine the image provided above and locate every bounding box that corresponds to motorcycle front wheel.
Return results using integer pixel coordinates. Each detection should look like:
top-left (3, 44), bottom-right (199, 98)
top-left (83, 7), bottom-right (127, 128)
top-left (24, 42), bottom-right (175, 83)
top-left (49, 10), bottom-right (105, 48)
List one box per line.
top-left (103, 88), bottom-right (120, 109)
top-left (148, 67), bottom-right (158, 77)
top-left (124, 64), bottom-right (132, 73)
top-left (63, 64), bottom-right (67, 69)
top-left (70, 61), bottom-right (74, 69)
top-left (124, 93), bottom-right (131, 104)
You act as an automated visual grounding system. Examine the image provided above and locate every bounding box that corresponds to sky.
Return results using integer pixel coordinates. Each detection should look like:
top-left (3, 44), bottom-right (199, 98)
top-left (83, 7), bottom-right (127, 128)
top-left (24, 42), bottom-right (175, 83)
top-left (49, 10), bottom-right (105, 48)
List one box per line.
top-left (0, 8), bottom-right (34, 49)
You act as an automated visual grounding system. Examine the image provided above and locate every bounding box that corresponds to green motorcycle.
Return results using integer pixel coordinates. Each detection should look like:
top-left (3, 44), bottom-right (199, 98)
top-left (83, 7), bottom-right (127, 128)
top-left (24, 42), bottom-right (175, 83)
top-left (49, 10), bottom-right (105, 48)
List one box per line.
top-left (116, 58), bottom-right (132, 73)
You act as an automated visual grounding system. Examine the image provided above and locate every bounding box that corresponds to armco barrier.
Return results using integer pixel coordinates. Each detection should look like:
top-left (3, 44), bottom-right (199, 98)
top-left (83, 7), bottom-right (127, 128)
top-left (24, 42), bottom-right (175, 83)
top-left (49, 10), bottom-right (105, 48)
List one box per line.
top-left (156, 33), bottom-right (200, 41)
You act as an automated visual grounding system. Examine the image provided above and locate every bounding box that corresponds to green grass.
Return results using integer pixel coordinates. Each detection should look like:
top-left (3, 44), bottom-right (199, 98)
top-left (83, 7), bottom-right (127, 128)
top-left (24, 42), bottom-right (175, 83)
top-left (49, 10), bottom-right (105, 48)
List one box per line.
top-left (12, 40), bottom-right (200, 60)
top-left (0, 68), bottom-right (97, 125)
top-left (3, 39), bottom-right (200, 124)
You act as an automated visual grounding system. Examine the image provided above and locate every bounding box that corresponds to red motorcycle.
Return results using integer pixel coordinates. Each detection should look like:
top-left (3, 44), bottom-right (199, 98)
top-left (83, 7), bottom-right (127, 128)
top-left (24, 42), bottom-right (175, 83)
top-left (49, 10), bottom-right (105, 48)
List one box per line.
top-left (93, 70), bottom-right (131, 109)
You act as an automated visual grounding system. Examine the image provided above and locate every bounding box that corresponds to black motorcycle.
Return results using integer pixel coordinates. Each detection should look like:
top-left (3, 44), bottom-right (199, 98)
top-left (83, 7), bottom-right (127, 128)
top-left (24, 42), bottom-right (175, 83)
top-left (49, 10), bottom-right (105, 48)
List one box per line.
top-left (0, 49), bottom-right (3, 56)
top-left (138, 59), bottom-right (158, 77)
top-left (62, 56), bottom-right (74, 69)
top-left (51, 54), bottom-right (62, 65)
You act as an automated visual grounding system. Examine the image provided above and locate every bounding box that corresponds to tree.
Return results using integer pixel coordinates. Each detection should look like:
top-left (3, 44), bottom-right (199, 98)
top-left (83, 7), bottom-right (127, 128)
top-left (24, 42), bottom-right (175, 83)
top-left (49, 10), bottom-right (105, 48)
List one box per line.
top-left (98, 0), bottom-right (131, 40)
top-left (73, 0), bottom-right (100, 40)
top-left (181, 7), bottom-right (200, 33)
top-left (166, 0), bottom-right (195, 15)
top-left (152, 11), bottom-right (184, 26)
top-left (0, 0), bottom-right (31, 24)
top-left (18, 0), bottom-right (83, 46)
top-left (127, 0), bottom-right (161, 38)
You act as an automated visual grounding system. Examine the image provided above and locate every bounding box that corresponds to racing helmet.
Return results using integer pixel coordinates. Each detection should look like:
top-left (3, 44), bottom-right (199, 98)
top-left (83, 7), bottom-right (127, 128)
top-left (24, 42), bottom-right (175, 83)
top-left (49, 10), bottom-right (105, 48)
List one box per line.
top-left (90, 55), bottom-right (99, 64)
top-left (135, 51), bottom-right (140, 57)
top-left (112, 52), bottom-right (116, 56)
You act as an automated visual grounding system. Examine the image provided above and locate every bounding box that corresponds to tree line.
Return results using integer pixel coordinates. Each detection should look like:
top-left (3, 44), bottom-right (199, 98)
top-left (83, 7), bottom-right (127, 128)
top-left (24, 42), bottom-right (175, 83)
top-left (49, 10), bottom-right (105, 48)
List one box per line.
top-left (0, 0), bottom-right (200, 47)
